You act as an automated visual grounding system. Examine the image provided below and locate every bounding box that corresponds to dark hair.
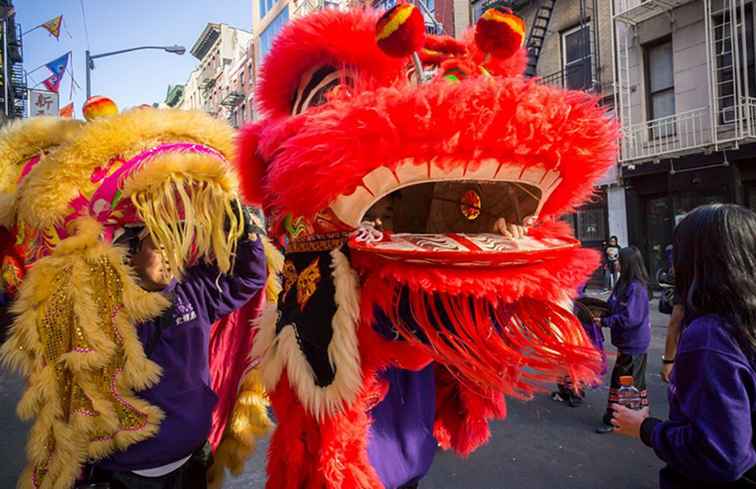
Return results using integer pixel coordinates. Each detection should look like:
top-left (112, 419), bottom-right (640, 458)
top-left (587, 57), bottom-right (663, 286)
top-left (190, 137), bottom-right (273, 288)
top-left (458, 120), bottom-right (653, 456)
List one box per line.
top-left (609, 236), bottom-right (618, 242)
top-left (673, 204), bottom-right (756, 355)
top-left (614, 246), bottom-right (648, 298)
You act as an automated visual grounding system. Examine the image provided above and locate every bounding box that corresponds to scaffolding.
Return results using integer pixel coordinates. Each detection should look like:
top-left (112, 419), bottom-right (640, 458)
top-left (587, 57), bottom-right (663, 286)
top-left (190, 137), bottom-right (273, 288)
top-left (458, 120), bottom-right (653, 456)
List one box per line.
top-left (612, 0), bottom-right (756, 163)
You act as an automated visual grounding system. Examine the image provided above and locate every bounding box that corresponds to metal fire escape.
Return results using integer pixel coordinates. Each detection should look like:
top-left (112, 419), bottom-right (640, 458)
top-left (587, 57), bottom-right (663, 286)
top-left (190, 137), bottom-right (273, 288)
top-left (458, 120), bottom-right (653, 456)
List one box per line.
top-left (612, 0), bottom-right (755, 164)
top-left (524, 0), bottom-right (557, 77)
top-left (8, 21), bottom-right (26, 119)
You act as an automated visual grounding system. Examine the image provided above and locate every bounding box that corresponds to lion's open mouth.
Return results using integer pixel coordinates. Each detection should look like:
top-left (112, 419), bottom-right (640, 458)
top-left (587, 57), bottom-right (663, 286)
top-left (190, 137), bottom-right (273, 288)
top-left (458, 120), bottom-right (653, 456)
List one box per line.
top-left (338, 159), bottom-right (576, 265)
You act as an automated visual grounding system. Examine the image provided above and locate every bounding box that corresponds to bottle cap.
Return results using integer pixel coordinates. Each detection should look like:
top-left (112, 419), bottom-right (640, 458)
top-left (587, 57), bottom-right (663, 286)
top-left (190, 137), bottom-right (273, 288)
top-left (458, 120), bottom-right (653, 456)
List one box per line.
top-left (619, 376), bottom-right (634, 386)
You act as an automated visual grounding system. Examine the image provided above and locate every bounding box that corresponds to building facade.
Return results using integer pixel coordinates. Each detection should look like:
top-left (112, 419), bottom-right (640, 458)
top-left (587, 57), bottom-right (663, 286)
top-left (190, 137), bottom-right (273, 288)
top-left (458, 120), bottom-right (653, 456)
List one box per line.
top-left (178, 23), bottom-right (254, 126)
top-left (612, 0), bottom-right (756, 280)
top-left (1, 0), bottom-right (26, 124)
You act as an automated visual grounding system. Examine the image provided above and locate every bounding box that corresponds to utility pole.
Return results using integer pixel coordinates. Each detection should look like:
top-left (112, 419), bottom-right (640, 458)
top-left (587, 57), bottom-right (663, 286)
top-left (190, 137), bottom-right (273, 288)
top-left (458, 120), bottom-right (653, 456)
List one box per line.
top-left (2, 17), bottom-right (9, 118)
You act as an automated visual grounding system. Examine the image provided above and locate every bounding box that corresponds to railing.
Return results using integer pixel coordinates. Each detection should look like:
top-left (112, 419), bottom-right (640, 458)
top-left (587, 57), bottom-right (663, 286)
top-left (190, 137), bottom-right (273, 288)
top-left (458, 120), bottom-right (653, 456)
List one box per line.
top-left (620, 107), bottom-right (710, 162)
top-left (747, 97), bottom-right (756, 137)
top-left (540, 58), bottom-right (596, 91)
top-left (613, 0), bottom-right (696, 24)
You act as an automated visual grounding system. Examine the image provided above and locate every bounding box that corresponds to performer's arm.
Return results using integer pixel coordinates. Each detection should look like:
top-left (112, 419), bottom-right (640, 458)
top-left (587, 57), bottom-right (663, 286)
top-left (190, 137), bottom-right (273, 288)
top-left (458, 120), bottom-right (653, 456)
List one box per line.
top-left (178, 207), bottom-right (267, 325)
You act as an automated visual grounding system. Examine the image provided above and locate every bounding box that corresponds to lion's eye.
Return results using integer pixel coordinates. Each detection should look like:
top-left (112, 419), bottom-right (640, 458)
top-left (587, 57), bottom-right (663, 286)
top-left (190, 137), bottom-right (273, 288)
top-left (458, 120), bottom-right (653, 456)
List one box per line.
top-left (292, 65), bottom-right (351, 115)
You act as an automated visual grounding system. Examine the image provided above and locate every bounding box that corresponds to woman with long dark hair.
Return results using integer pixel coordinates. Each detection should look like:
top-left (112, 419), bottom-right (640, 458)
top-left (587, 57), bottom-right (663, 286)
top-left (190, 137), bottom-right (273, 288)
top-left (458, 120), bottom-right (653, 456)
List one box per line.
top-left (595, 245), bottom-right (651, 433)
top-left (613, 204), bottom-right (756, 488)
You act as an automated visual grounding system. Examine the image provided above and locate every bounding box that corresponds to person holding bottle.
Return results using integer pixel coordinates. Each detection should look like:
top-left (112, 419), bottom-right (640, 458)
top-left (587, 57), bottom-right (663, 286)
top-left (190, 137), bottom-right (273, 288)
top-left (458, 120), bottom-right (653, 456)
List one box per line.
top-left (613, 204), bottom-right (756, 488)
top-left (595, 246), bottom-right (651, 434)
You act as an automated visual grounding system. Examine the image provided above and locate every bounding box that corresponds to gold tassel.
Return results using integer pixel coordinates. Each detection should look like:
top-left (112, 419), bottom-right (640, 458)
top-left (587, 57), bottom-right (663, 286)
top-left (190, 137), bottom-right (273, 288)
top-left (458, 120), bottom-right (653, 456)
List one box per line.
top-left (130, 177), bottom-right (243, 280)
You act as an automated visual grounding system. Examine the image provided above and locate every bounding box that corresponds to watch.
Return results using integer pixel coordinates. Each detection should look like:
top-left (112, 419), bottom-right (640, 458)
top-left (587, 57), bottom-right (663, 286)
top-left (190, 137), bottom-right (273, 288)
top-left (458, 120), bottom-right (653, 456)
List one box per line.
top-left (662, 356), bottom-right (675, 365)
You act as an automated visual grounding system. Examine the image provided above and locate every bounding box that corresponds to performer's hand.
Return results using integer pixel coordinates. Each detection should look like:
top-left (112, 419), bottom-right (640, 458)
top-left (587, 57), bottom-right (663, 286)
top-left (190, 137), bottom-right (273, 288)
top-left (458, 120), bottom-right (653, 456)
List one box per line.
top-left (660, 363), bottom-right (673, 383)
top-left (493, 218), bottom-right (527, 238)
top-left (611, 405), bottom-right (648, 439)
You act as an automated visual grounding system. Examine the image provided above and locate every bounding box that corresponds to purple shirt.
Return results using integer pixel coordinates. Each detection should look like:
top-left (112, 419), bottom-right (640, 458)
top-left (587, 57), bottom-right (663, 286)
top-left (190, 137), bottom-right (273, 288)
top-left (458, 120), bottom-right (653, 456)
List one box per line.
top-left (99, 236), bottom-right (266, 471)
top-left (602, 280), bottom-right (651, 355)
top-left (651, 314), bottom-right (756, 486)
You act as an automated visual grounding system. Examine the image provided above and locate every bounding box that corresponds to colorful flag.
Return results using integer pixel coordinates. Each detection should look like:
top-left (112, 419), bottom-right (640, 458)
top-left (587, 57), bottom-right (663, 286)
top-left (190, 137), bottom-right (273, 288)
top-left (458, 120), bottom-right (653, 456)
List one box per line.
top-left (41, 16), bottom-right (63, 39)
top-left (45, 52), bottom-right (70, 77)
top-left (59, 102), bottom-right (74, 118)
top-left (42, 72), bottom-right (63, 93)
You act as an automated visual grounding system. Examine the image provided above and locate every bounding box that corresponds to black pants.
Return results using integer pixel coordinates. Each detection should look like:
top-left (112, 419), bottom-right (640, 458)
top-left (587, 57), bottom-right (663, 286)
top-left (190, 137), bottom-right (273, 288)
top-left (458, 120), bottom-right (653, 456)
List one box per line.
top-left (603, 352), bottom-right (648, 425)
top-left (82, 443), bottom-right (212, 489)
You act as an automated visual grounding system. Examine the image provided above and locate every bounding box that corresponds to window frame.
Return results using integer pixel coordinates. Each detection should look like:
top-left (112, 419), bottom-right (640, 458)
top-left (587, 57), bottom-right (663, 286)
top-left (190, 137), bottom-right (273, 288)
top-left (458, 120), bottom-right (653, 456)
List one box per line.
top-left (643, 36), bottom-right (676, 138)
top-left (560, 23), bottom-right (593, 91)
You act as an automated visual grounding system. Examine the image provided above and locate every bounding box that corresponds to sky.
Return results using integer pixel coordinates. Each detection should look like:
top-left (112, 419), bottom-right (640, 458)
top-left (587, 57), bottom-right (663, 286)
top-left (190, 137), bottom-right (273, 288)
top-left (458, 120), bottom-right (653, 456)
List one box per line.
top-left (16, 0), bottom-right (252, 118)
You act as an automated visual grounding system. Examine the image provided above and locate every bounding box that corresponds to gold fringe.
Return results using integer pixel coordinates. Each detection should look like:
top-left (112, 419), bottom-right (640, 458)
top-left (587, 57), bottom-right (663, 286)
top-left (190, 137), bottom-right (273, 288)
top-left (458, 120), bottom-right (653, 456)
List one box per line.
top-left (0, 217), bottom-right (169, 489)
top-left (263, 237), bottom-right (284, 303)
top-left (123, 151), bottom-right (242, 278)
top-left (207, 368), bottom-right (273, 489)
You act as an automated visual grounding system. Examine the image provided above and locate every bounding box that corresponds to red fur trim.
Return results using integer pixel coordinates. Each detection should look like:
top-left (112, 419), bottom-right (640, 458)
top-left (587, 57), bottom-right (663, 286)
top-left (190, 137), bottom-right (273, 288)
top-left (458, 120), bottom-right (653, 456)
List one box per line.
top-left (266, 366), bottom-right (387, 489)
top-left (256, 9), bottom-right (406, 119)
top-left (256, 74), bottom-right (618, 223)
top-left (433, 365), bottom-right (506, 457)
top-left (236, 122), bottom-right (267, 206)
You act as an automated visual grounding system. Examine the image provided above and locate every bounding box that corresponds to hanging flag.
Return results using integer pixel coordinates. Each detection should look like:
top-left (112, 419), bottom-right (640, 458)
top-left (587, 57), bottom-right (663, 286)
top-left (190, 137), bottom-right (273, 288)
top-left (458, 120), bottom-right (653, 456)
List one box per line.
top-left (41, 16), bottom-right (63, 39)
top-left (59, 102), bottom-right (74, 118)
top-left (42, 72), bottom-right (63, 93)
top-left (45, 52), bottom-right (70, 77)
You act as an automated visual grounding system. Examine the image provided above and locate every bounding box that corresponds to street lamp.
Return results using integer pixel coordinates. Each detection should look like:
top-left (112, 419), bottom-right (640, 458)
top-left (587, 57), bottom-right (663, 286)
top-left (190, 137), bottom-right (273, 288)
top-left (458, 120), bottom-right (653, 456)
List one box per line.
top-left (85, 45), bottom-right (186, 98)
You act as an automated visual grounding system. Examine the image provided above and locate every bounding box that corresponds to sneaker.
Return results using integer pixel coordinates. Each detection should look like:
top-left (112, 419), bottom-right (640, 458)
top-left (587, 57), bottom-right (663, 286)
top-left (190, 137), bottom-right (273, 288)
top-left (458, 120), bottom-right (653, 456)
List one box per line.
top-left (595, 424), bottom-right (614, 434)
top-left (550, 391), bottom-right (566, 403)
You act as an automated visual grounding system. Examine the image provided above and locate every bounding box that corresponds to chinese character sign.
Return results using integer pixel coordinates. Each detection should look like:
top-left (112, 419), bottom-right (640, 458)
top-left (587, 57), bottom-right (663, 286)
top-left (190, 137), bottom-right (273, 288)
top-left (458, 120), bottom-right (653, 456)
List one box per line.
top-left (28, 90), bottom-right (60, 117)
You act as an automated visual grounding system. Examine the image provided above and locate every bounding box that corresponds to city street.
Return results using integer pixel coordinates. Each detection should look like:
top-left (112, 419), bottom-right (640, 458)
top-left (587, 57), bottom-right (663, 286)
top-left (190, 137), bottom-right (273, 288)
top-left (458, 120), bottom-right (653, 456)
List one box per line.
top-left (1, 294), bottom-right (670, 489)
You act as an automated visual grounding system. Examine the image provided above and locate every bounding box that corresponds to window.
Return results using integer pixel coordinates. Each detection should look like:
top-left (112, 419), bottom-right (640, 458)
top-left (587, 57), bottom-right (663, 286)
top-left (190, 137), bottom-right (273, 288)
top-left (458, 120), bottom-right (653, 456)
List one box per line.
top-left (561, 24), bottom-right (593, 90)
top-left (260, 7), bottom-right (289, 60)
top-left (713, 4), bottom-right (755, 123)
top-left (239, 69), bottom-right (244, 87)
top-left (644, 38), bottom-right (675, 137)
top-left (260, 0), bottom-right (276, 20)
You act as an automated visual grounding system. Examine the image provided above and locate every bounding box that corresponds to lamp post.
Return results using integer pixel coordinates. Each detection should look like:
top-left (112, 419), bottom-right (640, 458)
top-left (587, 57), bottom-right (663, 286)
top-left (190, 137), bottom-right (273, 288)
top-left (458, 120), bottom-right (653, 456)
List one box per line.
top-left (85, 45), bottom-right (186, 99)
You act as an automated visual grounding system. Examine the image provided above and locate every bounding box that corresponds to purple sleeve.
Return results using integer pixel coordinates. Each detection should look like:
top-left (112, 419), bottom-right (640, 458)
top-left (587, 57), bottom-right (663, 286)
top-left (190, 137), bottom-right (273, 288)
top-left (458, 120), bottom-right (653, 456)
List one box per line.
top-left (177, 235), bottom-right (267, 325)
top-left (650, 348), bottom-right (756, 482)
top-left (602, 283), bottom-right (647, 330)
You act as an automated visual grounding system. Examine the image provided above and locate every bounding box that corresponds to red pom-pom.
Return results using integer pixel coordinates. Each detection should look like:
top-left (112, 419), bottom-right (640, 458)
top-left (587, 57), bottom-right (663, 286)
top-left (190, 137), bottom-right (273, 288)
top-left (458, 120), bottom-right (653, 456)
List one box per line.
top-left (376, 3), bottom-right (426, 58)
top-left (475, 7), bottom-right (525, 59)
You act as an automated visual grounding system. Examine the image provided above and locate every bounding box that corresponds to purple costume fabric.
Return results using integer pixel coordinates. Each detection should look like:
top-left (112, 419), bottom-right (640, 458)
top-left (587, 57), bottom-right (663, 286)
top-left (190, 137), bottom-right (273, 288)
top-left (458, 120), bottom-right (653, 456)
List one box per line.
top-left (368, 365), bottom-right (437, 489)
top-left (368, 307), bottom-right (437, 488)
top-left (602, 280), bottom-right (651, 355)
top-left (649, 314), bottom-right (756, 487)
top-left (99, 237), bottom-right (267, 471)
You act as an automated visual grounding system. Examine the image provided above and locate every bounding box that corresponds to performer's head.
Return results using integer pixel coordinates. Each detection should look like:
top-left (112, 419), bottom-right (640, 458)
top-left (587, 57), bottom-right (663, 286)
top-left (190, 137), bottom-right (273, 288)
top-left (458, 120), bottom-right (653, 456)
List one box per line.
top-left (116, 226), bottom-right (175, 291)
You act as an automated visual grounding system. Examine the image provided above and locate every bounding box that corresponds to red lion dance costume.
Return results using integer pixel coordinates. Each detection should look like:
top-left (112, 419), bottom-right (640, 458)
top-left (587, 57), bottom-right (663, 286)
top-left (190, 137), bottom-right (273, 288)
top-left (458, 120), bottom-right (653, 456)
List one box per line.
top-left (240, 5), bottom-right (618, 489)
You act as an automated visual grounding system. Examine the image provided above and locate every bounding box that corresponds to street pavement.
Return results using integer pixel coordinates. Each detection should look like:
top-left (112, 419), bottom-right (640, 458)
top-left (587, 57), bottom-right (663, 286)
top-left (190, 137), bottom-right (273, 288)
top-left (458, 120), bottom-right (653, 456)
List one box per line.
top-left (1, 292), bottom-right (670, 489)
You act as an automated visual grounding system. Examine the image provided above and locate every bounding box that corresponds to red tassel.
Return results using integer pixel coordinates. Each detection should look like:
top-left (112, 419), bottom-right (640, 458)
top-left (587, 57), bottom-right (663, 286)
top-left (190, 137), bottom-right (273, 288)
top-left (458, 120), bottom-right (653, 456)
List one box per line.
top-left (369, 284), bottom-right (601, 399)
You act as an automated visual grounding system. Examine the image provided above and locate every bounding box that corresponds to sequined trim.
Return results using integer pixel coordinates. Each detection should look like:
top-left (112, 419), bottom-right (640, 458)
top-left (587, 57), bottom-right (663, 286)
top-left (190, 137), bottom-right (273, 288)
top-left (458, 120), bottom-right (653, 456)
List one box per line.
top-left (287, 233), bottom-right (349, 253)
